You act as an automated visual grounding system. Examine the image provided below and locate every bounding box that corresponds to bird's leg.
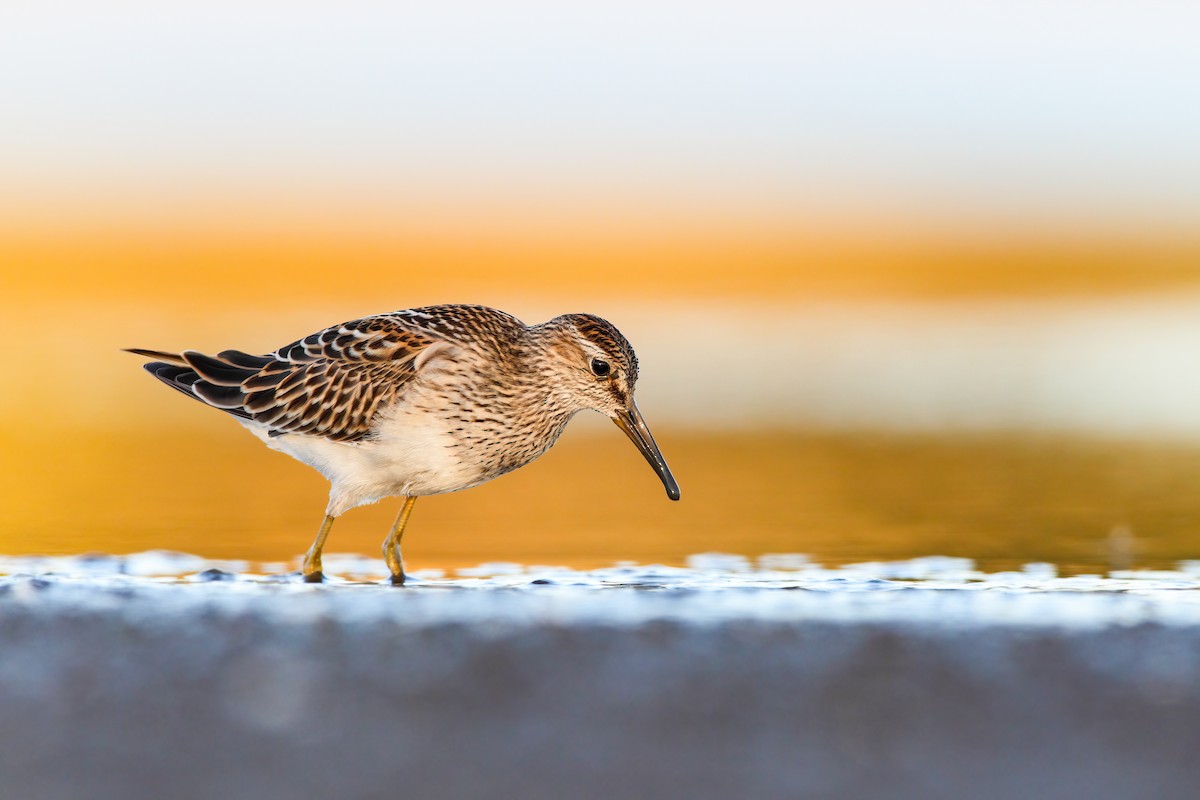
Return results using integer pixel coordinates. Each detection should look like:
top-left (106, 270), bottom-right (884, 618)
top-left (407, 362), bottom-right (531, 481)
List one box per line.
top-left (382, 496), bottom-right (418, 586)
top-left (302, 514), bottom-right (336, 583)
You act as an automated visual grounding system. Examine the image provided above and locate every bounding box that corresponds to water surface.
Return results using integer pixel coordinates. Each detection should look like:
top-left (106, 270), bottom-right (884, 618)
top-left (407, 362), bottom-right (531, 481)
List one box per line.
top-left (4, 428), bottom-right (1199, 575)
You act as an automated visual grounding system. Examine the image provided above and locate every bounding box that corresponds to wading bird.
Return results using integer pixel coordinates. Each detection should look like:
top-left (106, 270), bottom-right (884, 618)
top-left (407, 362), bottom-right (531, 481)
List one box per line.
top-left (127, 304), bottom-right (680, 584)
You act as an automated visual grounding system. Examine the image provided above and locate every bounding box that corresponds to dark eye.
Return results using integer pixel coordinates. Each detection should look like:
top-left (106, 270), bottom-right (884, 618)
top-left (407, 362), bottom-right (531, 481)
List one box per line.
top-left (590, 358), bottom-right (611, 377)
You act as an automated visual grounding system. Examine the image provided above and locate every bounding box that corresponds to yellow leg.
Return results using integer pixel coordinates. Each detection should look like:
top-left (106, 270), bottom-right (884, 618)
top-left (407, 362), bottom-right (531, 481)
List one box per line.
top-left (302, 514), bottom-right (335, 583)
top-left (382, 496), bottom-right (418, 586)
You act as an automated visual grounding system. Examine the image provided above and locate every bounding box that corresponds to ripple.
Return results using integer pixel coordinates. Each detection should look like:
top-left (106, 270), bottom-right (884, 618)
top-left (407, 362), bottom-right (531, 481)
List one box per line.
top-left (3, 550), bottom-right (1200, 612)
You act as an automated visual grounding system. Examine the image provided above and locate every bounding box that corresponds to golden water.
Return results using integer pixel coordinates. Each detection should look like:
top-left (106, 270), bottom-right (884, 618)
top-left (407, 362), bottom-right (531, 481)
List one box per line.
top-left (4, 420), bottom-right (1199, 575)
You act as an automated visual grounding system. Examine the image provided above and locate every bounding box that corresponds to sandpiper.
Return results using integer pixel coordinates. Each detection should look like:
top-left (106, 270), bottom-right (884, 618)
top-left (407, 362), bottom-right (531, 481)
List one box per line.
top-left (127, 304), bottom-right (680, 584)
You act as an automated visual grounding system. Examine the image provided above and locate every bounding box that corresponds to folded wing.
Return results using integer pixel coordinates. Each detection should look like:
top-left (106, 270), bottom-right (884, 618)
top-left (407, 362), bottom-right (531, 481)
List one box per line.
top-left (130, 315), bottom-right (450, 442)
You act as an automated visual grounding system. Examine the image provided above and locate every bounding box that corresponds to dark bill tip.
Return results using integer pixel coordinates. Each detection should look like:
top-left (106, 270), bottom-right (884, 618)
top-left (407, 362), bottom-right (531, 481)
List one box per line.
top-left (664, 478), bottom-right (682, 502)
top-left (613, 403), bottom-right (681, 501)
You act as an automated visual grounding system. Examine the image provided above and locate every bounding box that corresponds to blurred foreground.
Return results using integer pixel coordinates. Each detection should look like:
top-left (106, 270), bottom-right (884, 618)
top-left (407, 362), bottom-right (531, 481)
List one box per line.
top-left (3, 561), bottom-right (1199, 800)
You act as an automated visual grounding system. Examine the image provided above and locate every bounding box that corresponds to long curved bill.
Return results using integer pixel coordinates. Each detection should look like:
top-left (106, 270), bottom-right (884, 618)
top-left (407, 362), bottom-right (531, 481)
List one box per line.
top-left (613, 402), bottom-right (681, 501)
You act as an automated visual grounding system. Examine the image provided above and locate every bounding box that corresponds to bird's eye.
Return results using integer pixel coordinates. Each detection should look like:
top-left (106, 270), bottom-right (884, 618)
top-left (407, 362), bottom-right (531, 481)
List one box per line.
top-left (590, 358), bottom-right (611, 377)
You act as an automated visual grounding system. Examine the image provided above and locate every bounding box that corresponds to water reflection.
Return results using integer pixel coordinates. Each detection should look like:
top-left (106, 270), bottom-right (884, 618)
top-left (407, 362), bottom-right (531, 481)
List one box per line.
top-left (3, 427), bottom-right (1199, 575)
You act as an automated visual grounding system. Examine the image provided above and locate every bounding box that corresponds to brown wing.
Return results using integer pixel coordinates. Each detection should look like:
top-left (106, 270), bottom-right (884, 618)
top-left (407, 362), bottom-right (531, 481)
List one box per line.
top-left (134, 315), bottom-right (450, 442)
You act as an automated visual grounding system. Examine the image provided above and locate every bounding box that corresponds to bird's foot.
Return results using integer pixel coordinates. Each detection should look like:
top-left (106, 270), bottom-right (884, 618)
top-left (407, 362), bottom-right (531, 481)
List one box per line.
top-left (389, 571), bottom-right (407, 587)
top-left (303, 570), bottom-right (325, 584)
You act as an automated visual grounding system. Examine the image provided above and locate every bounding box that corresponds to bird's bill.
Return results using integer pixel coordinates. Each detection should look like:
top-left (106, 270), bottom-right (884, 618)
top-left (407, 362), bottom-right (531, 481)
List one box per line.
top-left (613, 403), bottom-right (681, 501)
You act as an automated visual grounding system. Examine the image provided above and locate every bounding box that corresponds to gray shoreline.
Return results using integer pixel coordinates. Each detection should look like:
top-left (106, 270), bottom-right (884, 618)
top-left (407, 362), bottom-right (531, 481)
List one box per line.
top-left (3, 570), bottom-right (1200, 799)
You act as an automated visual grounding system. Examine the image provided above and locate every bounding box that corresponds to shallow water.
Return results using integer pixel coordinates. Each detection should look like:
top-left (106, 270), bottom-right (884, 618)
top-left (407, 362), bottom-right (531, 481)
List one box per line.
top-left (4, 428), bottom-right (1200, 575)
top-left (5, 550), bottom-right (1200, 626)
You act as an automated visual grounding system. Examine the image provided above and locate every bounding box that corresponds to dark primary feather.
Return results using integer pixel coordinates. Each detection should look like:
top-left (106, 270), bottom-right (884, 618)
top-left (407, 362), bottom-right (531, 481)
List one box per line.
top-left (216, 350), bottom-right (273, 370)
top-left (125, 311), bottom-right (487, 441)
top-left (124, 347), bottom-right (187, 366)
top-left (138, 359), bottom-right (253, 419)
top-left (183, 351), bottom-right (257, 387)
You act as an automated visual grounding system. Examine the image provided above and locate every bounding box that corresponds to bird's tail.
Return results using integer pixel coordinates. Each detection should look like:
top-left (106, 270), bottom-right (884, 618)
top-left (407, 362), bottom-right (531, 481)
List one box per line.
top-left (123, 347), bottom-right (187, 366)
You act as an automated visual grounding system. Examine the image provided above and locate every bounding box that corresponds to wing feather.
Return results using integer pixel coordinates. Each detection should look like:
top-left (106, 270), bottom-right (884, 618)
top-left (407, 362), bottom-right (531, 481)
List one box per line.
top-left (131, 314), bottom-right (456, 442)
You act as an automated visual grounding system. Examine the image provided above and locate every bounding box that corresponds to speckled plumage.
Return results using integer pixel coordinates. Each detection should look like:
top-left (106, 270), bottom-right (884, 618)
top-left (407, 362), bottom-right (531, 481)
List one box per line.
top-left (127, 304), bottom-right (678, 583)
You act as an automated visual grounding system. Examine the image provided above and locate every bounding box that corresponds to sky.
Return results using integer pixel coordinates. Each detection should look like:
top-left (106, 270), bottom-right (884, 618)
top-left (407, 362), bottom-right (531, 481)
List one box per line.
top-left (2, 1), bottom-right (1198, 229)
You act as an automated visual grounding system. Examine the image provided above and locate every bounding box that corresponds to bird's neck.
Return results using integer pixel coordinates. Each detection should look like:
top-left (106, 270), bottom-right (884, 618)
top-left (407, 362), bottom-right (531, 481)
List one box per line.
top-left (522, 322), bottom-right (588, 415)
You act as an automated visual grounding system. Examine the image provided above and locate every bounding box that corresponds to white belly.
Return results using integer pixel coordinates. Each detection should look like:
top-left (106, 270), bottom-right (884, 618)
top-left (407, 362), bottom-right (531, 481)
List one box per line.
top-left (238, 407), bottom-right (487, 516)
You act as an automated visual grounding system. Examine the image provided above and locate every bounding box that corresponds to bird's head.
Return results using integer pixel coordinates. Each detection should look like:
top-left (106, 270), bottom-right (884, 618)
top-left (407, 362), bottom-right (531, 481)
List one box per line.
top-left (540, 313), bottom-right (680, 501)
